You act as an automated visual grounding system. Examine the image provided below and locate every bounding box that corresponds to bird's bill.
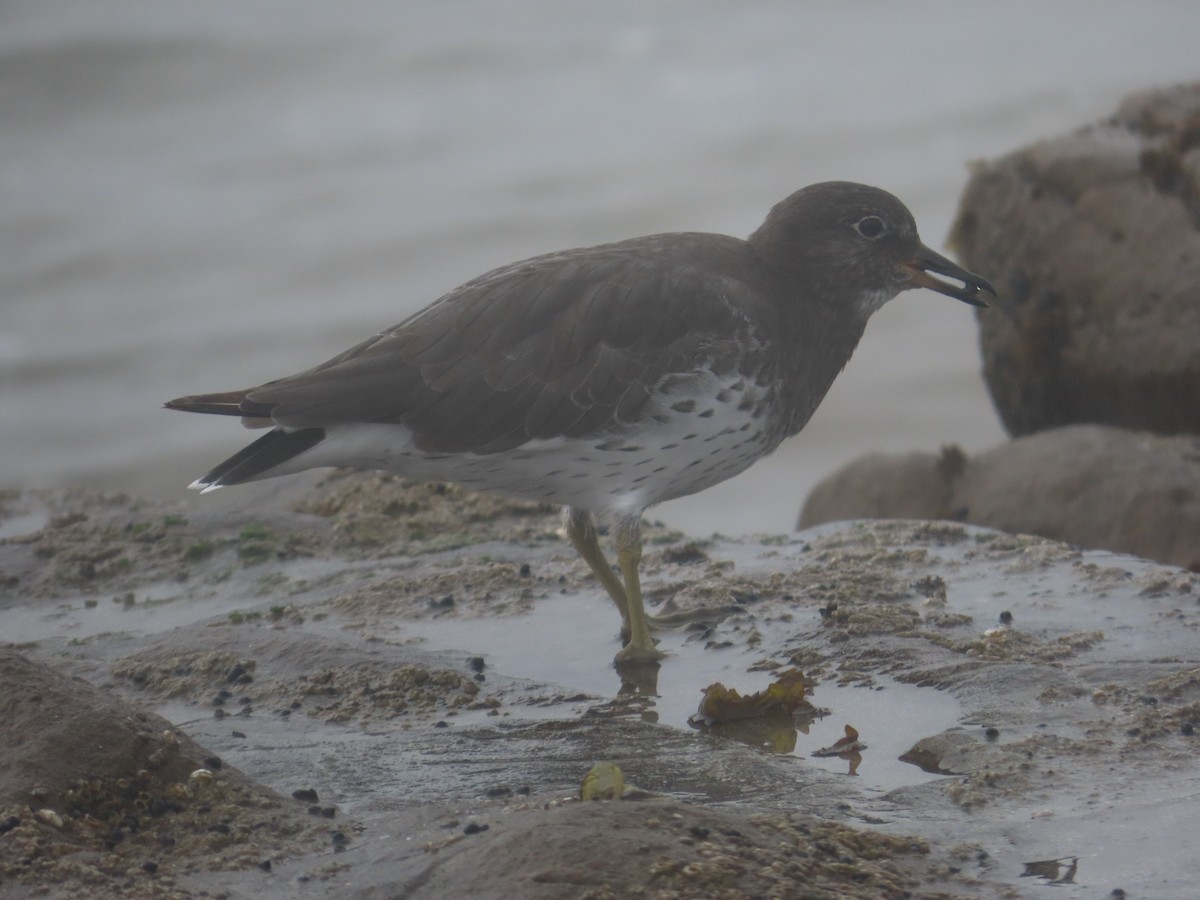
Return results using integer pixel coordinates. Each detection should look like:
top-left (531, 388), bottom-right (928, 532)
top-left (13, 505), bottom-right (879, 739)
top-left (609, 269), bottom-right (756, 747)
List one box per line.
top-left (901, 245), bottom-right (995, 308)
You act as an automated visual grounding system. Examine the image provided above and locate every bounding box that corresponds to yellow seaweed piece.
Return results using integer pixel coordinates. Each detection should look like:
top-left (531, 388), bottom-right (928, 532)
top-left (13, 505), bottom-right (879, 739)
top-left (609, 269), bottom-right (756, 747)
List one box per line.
top-left (580, 761), bottom-right (624, 801)
top-left (691, 668), bottom-right (812, 726)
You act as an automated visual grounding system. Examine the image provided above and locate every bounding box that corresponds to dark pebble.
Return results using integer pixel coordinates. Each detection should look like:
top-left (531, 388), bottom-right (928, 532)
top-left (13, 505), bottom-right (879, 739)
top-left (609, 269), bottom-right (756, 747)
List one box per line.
top-left (213, 708), bottom-right (226, 719)
top-left (293, 788), bottom-right (319, 803)
top-left (689, 826), bottom-right (710, 839)
top-left (159, 835), bottom-right (176, 849)
top-left (519, 563), bottom-right (531, 577)
top-left (999, 610), bottom-right (1014, 625)
top-left (0, 816), bottom-right (20, 835)
top-left (468, 656), bottom-right (486, 673)
top-left (984, 727), bottom-right (1000, 740)
top-left (330, 831), bottom-right (348, 845)
top-left (231, 731), bottom-right (247, 739)
top-left (149, 798), bottom-right (169, 816)
top-left (211, 695), bottom-right (226, 707)
top-left (203, 756), bottom-right (223, 770)
top-left (320, 807), bottom-right (336, 819)
top-left (226, 665), bottom-right (246, 683)
top-left (1182, 722), bottom-right (1195, 735)
top-left (485, 786), bottom-right (511, 798)
top-left (208, 823), bottom-right (231, 835)
top-left (258, 860), bottom-right (272, 872)
top-left (142, 861), bottom-right (158, 874)
top-left (516, 786), bottom-right (530, 796)
top-left (463, 822), bottom-right (489, 836)
top-left (236, 673), bottom-right (254, 684)
top-left (434, 720), bottom-right (449, 728)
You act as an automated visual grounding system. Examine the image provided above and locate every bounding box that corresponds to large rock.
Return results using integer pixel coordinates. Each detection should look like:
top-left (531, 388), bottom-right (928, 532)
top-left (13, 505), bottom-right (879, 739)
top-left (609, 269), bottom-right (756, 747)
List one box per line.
top-left (949, 82), bottom-right (1200, 437)
top-left (799, 424), bottom-right (1200, 571)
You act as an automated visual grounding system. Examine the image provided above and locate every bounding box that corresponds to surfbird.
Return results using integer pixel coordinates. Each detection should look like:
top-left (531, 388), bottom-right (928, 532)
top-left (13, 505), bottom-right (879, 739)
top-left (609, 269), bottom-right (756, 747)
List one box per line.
top-left (167, 181), bottom-right (994, 667)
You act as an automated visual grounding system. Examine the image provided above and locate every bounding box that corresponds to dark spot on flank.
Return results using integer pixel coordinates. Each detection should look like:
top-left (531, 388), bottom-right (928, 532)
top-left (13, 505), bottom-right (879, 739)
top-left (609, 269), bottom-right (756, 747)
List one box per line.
top-left (698, 409), bottom-right (715, 418)
top-left (671, 399), bottom-right (696, 413)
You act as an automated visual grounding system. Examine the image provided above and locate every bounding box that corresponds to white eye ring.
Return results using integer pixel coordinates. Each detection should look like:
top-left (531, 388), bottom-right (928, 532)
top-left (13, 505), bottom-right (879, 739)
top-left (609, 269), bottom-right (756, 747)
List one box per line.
top-left (854, 216), bottom-right (886, 240)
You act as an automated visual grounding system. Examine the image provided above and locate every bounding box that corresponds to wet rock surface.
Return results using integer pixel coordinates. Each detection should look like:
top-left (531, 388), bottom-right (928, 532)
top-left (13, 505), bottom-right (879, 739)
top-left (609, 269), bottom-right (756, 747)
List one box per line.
top-left (799, 425), bottom-right (1200, 571)
top-left (2, 472), bottom-right (1199, 897)
top-left (950, 81), bottom-right (1200, 437)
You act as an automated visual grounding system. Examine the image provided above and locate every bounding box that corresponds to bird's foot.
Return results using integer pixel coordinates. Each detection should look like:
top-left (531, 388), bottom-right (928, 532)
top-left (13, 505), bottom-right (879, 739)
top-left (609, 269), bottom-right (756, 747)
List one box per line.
top-left (613, 640), bottom-right (665, 667)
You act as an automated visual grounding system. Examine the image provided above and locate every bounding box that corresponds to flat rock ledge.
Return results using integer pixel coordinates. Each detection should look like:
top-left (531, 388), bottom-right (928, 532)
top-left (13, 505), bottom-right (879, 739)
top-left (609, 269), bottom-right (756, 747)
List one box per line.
top-left (799, 424), bottom-right (1200, 572)
top-left (2, 472), bottom-right (1198, 897)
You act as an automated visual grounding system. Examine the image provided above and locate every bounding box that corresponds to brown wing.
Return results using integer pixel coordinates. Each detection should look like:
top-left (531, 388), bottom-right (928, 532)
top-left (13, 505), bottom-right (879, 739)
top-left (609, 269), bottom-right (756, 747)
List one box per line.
top-left (194, 234), bottom-right (777, 455)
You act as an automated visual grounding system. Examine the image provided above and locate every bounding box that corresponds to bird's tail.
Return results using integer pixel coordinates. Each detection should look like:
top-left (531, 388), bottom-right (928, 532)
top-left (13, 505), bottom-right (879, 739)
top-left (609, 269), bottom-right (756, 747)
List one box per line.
top-left (165, 390), bottom-right (273, 420)
top-left (187, 427), bottom-right (326, 492)
top-left (167, 390), bottom-right (325, 490)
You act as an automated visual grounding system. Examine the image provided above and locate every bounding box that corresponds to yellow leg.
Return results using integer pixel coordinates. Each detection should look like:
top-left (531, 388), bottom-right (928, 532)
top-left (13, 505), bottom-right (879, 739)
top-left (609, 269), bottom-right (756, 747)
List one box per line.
top-left (564, 508), bottom-right (662, 666)
top-left (565, 508), bottom-right (630, 624)
top-left (613, 518), bottom-right (664, 665)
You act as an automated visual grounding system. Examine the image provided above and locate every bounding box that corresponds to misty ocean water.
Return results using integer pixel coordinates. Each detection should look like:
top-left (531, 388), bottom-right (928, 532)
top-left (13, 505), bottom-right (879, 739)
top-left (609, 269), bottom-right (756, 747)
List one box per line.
top-left (3, 1), bottom-right (1199, 535)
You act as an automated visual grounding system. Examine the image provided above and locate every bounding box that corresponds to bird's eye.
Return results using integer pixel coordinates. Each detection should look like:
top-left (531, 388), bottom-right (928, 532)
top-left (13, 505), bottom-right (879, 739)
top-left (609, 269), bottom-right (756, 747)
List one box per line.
top-left (854, 216), bottom-right (886, 240)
